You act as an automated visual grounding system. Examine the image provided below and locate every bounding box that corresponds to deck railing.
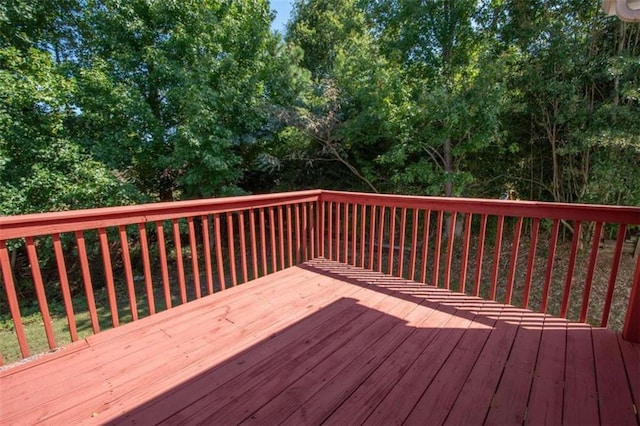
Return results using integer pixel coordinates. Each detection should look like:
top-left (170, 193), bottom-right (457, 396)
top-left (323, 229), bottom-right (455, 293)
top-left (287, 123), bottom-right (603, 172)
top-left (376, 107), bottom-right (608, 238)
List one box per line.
top-left (1, 190), bottom-right (639, 364)
top-left (0, 190), bottom-right (321, 364)
top-left (320, 191), bottom-right (640, 343)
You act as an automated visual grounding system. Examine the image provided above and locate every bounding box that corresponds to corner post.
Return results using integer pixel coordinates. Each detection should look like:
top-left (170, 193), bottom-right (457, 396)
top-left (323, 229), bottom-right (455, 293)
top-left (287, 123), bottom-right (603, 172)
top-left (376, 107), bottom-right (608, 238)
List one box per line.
top-left (622, 254), bottom-right (640, 342)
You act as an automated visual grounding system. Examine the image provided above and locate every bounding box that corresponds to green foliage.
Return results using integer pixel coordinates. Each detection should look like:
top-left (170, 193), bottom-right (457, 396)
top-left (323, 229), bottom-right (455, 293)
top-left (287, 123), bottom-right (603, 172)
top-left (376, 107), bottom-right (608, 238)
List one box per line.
top-left (1, 0), bottom-right (638, 216)
top-left (71, 0), bottom-right (277, 200)
top-left (287, 0), bottom-right (366, 78)
top-left (0, 47), bottom-right (136, 215)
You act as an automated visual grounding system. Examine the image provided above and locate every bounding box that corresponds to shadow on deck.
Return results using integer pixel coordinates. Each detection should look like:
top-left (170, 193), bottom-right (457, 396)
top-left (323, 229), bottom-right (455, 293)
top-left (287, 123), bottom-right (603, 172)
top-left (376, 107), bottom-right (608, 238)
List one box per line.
top-left (1, 259), bottom-right (639, 425)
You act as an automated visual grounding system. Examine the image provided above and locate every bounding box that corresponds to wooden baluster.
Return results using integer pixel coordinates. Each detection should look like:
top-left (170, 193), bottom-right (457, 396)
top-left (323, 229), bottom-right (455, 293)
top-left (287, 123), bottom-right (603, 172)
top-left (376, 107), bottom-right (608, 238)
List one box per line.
top-left (156, 222), bottom-right (172, 307)
top-left (269, 208), bottom-right (277, 272)
top-left (343, 203), bottom-right (349, 263)
top-left (319, 201), bottom-right (325, 258)
top-left (214, 213), bottom-right (226, 290)
top-left (138, 224), bottom-right (156, 314)
top-left (278, 206), bottom-right (285, 269)
top-left (201, 215), bottom-right (213, 295)
top-left (560, 221), bottom-right (581, 318)
top-left (443, 212), bottom-right (457, 289)
top-left (409, 208), bottom-right (419, 281)
top-left (0, 241), bottom-right (29, 357)
top-left (505, 217), bottom-right (523, 305)
top-left (377, 206), bottom-right (385, 273)
top-left (420, 210), bottom-right (432, 284)
top-left (260, 208), bottom-right (268, 275)
top-left (459, 213), bottom-right (472, 294)
top-left (489, 215), bottom-right (505, 300)
top-left (388, 207), bottom-right (396, 276)
top-left (473, 215), bottom-right (488, 296)
top-left (295, 204), bottom-right (302, 264)
top-left (310, 203), bottom-right (316, 260)
top-left (398, 208), bottom-right (407, 278)
top-left (522, 218), bottom-right (540, 309)
top-left (326, 202), bottom-right (332, 260)
top-left (369, 205), bottom-right (376, 270)
top-left (541, 219), bottom-right (560, 313)
top-left (188, 217), bottom-right (202, 297)
top-left (351, 203), bottom-right (357, 265)
top-left (287, 204), bottom-right (294, 266)
top-left (580, 222), bottom-right (603, 322)
top-left (432, 211), bottom-right (444, 288)
top-left (359, 204), bottom-right (366, 268)
top-left (249, 209), bottom-right (258, 280)
top-left (227, 212), bottom-right (237, 286)
top-left (98, 228), bottom-right (119, 326)
top-left (238, 212), bottom-right (248, 283)
top-left (601, 224), bottom-right (627, 327)
top-left (171, 220), bottom-right (187, 304)
top-left (52, 233), bottom-right (78, 341)
top-left (303, 203), bottom-right (309, 262)
top-left (201, 216), bottom-right (214, 294)
top-left (25, 237), bottom-right (56, 349)
top-left (118, 226), bottom-right (138, 320)
top-left (335, 202), bottom-right (341, 262)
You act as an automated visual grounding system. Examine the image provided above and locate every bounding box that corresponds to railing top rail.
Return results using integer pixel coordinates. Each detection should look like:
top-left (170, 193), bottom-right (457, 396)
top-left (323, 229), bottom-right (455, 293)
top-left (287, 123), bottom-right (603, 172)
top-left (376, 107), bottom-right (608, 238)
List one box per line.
top-left (2, 189), bottom-right (639, 240)
top-left (0, 190), bottom-right (322, 240)
top-left (320, 190), bottom-right (640, 224)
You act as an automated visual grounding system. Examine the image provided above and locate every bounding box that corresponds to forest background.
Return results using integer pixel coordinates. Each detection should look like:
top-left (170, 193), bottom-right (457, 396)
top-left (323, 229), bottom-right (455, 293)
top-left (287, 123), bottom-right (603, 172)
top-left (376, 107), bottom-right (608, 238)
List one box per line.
top-left (1, 0), bottom-right (639, 217)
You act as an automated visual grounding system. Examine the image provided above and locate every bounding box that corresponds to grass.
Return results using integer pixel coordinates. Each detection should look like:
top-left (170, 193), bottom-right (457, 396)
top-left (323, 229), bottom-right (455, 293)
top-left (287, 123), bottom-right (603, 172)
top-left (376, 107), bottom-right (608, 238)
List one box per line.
top-left (0, 280), bottom-right (203, 366)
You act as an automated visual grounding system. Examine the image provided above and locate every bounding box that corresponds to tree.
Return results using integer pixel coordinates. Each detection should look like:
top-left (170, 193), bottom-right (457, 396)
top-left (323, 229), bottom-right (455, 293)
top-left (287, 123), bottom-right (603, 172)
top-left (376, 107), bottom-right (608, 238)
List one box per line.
top-left (0, 1), bottom-right (136, 215)
top-left (287, 0), bottom-right (366, 78)
top-left (72, 0), bottom-right (277, 200)
top-left (361, 0), bottom-right (506, 197)
top-left (275, 0), bottom-right (382, 191)
top-left (497, 0), bottom-right (640, 205)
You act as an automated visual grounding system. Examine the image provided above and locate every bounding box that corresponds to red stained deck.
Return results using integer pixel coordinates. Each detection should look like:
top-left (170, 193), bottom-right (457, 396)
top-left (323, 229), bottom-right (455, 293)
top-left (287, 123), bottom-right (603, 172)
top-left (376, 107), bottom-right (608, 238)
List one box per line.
top-left (1, 259), bottom-right (639, 425)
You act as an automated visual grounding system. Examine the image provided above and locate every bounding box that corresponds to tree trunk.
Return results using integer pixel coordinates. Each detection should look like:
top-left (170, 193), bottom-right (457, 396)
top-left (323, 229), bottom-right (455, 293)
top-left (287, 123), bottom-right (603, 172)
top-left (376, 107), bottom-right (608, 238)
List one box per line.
top-left (443, 137), bottom-right (453, 197)
top-left (443, 137), bottom-right (459, 238)
top-left (614, 21), bottom-right (626, 106)
top-left (10, 248), bottom-right (17, 270)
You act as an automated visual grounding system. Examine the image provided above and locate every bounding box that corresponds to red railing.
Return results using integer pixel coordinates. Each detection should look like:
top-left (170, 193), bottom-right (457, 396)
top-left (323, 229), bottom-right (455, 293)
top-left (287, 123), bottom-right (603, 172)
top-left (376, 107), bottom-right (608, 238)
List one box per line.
top-left (319, 191), bottom-right (640, 342)
top-left (1, 189), bottom-right (639, 365)
top-left (0, 191), bottom-right (321, 364)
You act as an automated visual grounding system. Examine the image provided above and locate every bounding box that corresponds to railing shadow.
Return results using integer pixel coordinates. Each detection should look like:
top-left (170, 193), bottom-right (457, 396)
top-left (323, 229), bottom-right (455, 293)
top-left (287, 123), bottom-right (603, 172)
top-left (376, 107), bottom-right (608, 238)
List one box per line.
top-left (95, 298), bottom-right (533, 425)
top-left (90, 260), bottom-right (638, 425)
top-left (299, 258), bottom-right (562, 331)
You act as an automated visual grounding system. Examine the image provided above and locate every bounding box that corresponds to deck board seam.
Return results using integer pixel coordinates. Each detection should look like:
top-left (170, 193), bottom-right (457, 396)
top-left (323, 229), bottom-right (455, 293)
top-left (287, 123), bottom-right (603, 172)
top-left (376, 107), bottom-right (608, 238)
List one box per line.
top-left (439, 302), bottom-right (509, 425)
top-left (236, 295), bottom-right (431, 424)
top-left (591, 328), bottom-right (603, 425)
top-left (182, 287), bottom-right (413, 424)
top-left (168, 296), bottom-right (390, 423)
top-left (236, 303), bottom-right (430, 423)
top-left (307, 291), bottom-right (442, 425)
top-left (399, 302), bottom-right (483, 425)
top-left (616, 335), bottom-right (640, 425)
top-left (480, 307), bottom-right (528, 426)
top-left (116, 280), bottom-right (376, 424)
top-left (4, 271), bottom-right (355, 423)
top-left (48, 277), bottom-right (367, 424)
top-left (340, 296), bottom-right (490, 422)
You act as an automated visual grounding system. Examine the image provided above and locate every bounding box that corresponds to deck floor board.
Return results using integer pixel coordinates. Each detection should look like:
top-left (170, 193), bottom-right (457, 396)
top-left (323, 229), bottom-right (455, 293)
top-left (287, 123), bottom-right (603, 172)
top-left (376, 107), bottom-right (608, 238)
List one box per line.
top-left (0, 259), bottom-right (638, 426)
top-left (443, 304), bottom-right (522, 426)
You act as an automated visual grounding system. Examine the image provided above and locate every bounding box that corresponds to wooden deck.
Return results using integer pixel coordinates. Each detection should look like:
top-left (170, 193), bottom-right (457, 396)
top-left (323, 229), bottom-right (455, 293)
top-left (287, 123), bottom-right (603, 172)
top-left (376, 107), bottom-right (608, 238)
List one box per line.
top-left (1, 259), bottom-right (638, 425)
